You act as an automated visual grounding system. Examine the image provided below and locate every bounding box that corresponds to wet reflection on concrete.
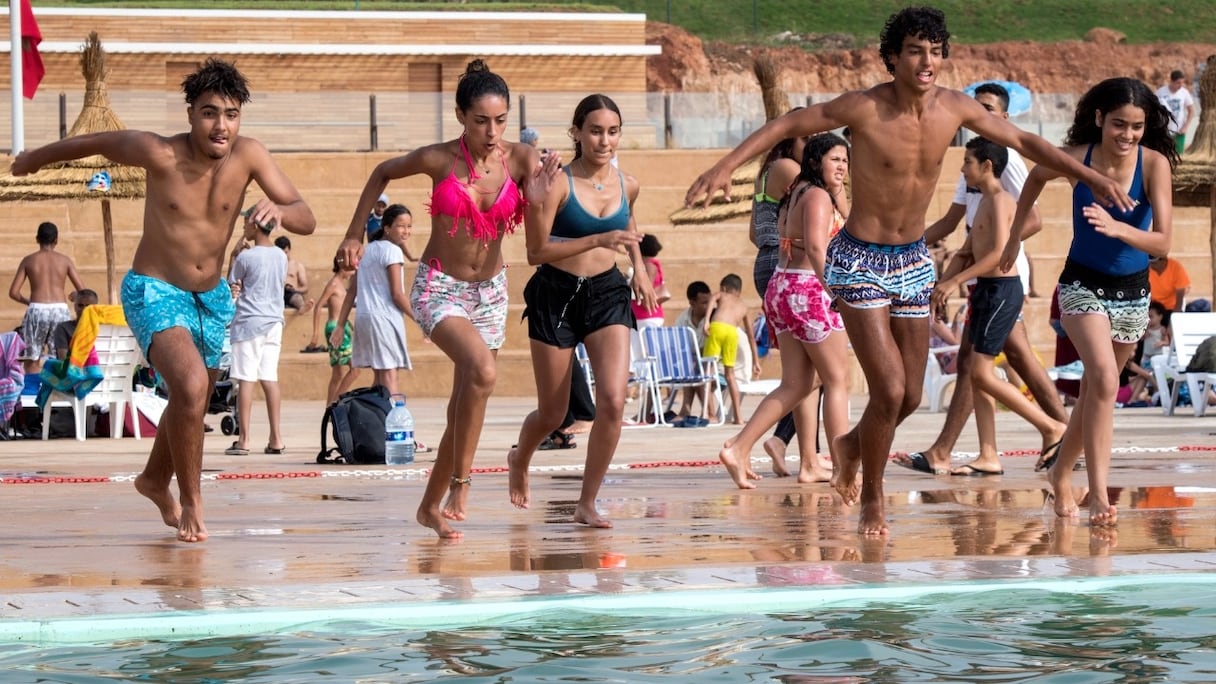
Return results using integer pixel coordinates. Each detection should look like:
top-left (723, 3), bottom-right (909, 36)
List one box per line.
top-left (3, 467), bottom-right (1215, 619)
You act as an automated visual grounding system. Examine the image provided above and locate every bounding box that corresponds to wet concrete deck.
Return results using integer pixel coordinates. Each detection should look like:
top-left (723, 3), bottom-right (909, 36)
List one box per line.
top-left (2, 397), bottom-right (1214, 625)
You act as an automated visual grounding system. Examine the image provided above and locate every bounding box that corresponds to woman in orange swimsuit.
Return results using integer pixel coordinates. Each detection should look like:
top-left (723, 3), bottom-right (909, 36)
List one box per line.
top-left (336, 60), bottom-right (561, 539)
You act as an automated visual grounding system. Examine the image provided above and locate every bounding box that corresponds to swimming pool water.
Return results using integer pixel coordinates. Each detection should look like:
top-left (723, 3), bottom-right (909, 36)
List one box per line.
top-left (3, 575), bottom-right (1214, 682)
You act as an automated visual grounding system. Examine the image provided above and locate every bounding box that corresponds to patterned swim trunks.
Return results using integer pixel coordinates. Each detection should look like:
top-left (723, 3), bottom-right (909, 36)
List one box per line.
top-left (325, 319), bottom-right (353, 367)
top-left (18, 302), bottom-right (71, 361)
top-left (121, 270), bottom-right (235, 369)
top-left (823, 228), bottom-right (934, 318)
top-left (1057, 259), bottom-right (1149, 344)
top-left (764, 267), bottom-right (844, 344)
top-left (410, 262), bottom-right (509, 350)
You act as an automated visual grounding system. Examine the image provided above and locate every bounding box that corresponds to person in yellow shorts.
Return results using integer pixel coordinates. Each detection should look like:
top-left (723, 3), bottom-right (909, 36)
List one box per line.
top-left (702, 274), bottom-right (761, 425)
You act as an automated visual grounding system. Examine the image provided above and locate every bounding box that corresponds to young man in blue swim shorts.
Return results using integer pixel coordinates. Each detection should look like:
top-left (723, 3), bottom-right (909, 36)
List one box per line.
top-left (686, 7), bottom-right (1135, 536)
top-left (12, 59), bottom-right (316, 542)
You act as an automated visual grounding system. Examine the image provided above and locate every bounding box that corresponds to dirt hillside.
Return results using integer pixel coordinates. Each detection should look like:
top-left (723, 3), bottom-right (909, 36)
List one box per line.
top-left (647, 22), bottom-right (1215, 97)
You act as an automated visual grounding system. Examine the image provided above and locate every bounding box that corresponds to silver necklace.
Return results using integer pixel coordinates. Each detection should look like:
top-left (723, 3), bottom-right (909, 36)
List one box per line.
top-left (578, 159), bottom-right (606, 191)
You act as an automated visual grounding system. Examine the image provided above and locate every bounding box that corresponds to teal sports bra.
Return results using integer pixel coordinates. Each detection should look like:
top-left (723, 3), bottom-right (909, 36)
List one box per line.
top-left (550, 166), bottom-right (630, 239)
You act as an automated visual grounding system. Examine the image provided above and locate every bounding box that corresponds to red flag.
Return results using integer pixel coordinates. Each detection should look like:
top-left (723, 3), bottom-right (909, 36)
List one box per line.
top-left (19, 0), bottom-right (44, 99)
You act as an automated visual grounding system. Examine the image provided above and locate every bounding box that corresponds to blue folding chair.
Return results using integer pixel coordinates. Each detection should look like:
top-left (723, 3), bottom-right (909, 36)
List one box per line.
top-left (575, 341), bottom-right (662, 428)
top-left (641, 326), bottom-right (724, 426)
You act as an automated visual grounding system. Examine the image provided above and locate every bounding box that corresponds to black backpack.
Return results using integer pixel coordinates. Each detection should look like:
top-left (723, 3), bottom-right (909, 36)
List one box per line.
top-left (317, 385), bottom-right (393, 464)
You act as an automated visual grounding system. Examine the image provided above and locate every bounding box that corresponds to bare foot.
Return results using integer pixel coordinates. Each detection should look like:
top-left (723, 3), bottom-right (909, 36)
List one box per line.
top-left (417, 507), bottom-right (463, 539)
top-left (300, 298), bottom-right (316, 314)
top-left (442, 477), bottom-right (471, 521)
top-left (1048, 466), bottom-right (1081, 518)
top-left (763, 436), bottom-right (790, 477)
top-left (1090, 526), bottom-right (1119, 554)
top-left (508, 447), bottom-right (530, 509)
top-left (566, 420), bottom-right (593, 435)
top-left (719, 439), bottom-right (760, 489)
top-left (176, 504), bottom-right (208, 543)
top-left (857, 500), bottom-right (889, 536)
top-left (797, 458), bottom-right (833, 484)
top-left (134, 474), bottom-right (181, 529)
top-left (830, 434), bottom-right (861, 505)
top-left (574, 503), bottom-right (613, 528)
top-left (1089, 500), bottom-right (1118, 527)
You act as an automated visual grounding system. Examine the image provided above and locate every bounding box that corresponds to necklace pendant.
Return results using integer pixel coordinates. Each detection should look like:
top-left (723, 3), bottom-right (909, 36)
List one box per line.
top-left (593, 182), bottom-right (604, 191)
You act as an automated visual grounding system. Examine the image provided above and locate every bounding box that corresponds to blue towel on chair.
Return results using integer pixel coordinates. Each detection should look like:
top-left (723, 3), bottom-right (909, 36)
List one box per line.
top-left (36, 355), bottom-right (104, 409)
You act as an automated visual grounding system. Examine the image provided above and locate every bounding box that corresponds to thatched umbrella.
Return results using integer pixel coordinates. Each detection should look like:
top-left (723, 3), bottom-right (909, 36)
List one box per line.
top-left (670, 55), bottom-right (788, 226)
top-left (1172, 54), bottom-right (1216, 297)
top-left (0, 33), bottom-right (146, 303)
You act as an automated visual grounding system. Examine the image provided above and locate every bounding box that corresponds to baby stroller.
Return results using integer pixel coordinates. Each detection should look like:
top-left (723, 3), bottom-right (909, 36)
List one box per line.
top-left (209, 333), bottom-right (239, 435)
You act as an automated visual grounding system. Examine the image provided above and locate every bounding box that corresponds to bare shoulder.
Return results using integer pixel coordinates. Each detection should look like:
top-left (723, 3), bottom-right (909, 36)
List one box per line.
top-left (619, 169), bottom-right (640, 200)
top-left (506, 140), bottom-right (541, 178)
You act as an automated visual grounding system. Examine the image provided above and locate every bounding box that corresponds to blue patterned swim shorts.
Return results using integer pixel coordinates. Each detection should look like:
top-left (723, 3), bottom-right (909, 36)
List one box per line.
top-left (823, 228), bottom-right (935, 318)
top-left (121, 270), bottom-right (236, 369)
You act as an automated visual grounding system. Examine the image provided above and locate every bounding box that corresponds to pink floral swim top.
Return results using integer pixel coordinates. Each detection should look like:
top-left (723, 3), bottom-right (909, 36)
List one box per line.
top-left (428, 135), bottom-right (526, 244)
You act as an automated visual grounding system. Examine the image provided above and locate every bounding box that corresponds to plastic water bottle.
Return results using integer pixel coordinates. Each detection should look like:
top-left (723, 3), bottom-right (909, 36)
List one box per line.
top-left (384, 394), bottom-right (415, 465)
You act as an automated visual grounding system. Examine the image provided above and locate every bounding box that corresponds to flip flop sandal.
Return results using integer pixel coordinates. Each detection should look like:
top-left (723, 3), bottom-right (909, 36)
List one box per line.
top-left (537, 430), bottom-right (577, 450)
top-left (893, 451), bottom-right (949, 475)
top-left (225, 442), bottom-right (249, 456)
top-left (1034, 440), bottom-right (1063, 472)
top-left (264, 446), bottom-right (285, 454)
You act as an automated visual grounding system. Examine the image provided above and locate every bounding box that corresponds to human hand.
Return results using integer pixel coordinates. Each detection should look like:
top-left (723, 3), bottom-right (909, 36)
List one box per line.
top-left (243, 199), bottom-right (281, 232)
top-left (1083, 203), bottom-right (1122, 238)
top-left (930, 281), bottom-right (954, 321)
top-left (9, 150), bottom-right (40, 176)
top-left (631, 268), bottom-right (658, 312)
top-left (229, 280), bottom-right (242, 299)
top-left (328, 326), bottom-right (343, 349)
top-left (998, 235), bottom-right (1020, 273)
top-left (597, 230), bottom-right (643, 253)
top-left (684, 163), bottom-right (733, 208)
top-left (336, 238), bottom-right (364, 272)
top-left (753, 361), bottom-right (762, 379)
top-left (1087, 175), bottom-right (1136, 213)
top-left (525, 150), bottom-right (562, 204)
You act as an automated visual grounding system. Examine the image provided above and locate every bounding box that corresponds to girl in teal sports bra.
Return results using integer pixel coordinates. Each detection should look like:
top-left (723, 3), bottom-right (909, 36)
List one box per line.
top-left (508, 94), bottom-right (656, 530)
top-left (334, 59), bottom-right (561, 541)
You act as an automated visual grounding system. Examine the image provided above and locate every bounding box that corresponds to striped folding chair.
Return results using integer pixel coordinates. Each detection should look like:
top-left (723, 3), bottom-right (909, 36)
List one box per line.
top-left (575, 342), bottom-right (662, 427)
top-left (641, 326), bottom-right (724, 426)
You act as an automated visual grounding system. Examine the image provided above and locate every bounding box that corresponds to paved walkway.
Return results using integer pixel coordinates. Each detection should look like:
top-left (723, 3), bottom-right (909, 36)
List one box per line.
top-left (2, 397), bottom-right (1214, 630)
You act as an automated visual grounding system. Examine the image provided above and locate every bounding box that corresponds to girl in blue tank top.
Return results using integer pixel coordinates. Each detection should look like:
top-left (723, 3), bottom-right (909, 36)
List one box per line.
top-left (1001, 77), bottom-right (1177, 528)
top-left (510, 94), bottom-right (656, 530)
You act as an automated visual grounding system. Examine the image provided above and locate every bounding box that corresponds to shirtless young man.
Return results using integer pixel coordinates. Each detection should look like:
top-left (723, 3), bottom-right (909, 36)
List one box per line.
top-left (8, 221), bottom-right (85, 373)
top-left (11, 58), bottom-right (316, 542)
top-left (685, 6), bottom-right (1134, 536)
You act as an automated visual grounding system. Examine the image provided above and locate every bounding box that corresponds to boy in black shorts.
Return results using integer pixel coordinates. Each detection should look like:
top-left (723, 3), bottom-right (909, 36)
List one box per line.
top-left (930, 137), bottom-right (1067, 476)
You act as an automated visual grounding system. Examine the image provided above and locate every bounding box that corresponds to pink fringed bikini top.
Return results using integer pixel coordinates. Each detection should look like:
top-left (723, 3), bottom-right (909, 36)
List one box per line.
top-left (428, 135), bottom-right (526, 244)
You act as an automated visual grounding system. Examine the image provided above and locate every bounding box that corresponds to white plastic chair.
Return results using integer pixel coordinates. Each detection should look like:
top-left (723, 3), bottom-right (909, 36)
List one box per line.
top-left (42, 324), bottom-right (144, 441)
top-left (924, 345), bottom-right (960, 413)
top-left (575, 341), bottom-right (662, 428)
top-left (1152, 312), bottom-right (1216, 417)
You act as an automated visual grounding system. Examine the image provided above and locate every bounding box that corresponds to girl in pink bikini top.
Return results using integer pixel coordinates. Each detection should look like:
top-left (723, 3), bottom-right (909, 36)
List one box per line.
top-left (429, 134), bottom-right (526, 244)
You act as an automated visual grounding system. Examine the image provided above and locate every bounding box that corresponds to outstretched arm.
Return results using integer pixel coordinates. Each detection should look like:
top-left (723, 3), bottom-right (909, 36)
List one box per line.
top-left (337, 145), bottom-right (445, 270)
top-left (10, 130), bottom-right (168, 176)
top-left (966, 108), bottom-right (1134, 213)
top-left (1000, 164), bottom-right (1057, 272)
top-left (685, 99), bottom-right (851, 208)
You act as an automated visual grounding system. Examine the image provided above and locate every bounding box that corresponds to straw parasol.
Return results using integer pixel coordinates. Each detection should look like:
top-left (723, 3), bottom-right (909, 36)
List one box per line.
top-left (0, 33), bottom-right (146, 303)
top-left (1172, 54), bottom-right (1216, 297)
top-left (670, 55), bottom-right (789, 226)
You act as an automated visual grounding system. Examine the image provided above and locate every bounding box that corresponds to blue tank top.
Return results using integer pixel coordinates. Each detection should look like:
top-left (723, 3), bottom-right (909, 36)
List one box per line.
top-left (550, 166), bottom-right (630, 239)
top-left (1069, 145), bottom-right (1152, 276)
